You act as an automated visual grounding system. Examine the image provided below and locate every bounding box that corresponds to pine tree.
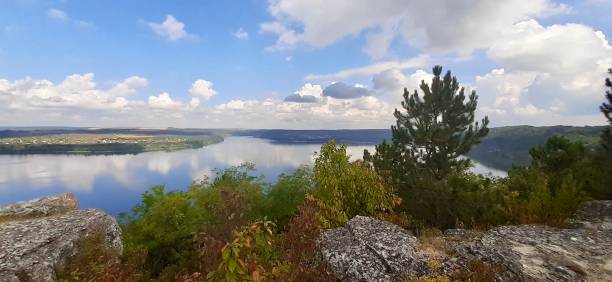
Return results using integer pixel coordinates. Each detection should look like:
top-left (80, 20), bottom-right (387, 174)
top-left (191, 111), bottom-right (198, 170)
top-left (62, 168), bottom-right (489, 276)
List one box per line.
top-left (602, 68), bottom-right (612, 123)
top-left (601, 68), bottom-right (612, 151)
top-left (370, 65), bottom-right (489, 181)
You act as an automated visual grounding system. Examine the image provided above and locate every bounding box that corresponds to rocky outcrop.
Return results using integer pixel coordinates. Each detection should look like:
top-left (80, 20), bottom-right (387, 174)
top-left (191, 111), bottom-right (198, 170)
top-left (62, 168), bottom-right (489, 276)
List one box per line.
top-left (320, 216), bottom-right (428, 281)
top-left (570, 200), bottom-right (612, 231)
top-left (455, 200), bottom-right (612, 281)
top-left (0, 193), bottom-right (122, 282)
top-left (456, 224), bottom-right (612, 281)
top-left (0, 193), bottom-right (77, 222)
top-left (321, 201), bottom-right (612, 282)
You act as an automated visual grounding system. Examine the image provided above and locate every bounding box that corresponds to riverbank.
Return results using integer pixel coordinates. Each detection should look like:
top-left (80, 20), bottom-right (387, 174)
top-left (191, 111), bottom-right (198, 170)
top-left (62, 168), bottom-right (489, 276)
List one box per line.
top-left (0, 134), bottom-right (223, 154)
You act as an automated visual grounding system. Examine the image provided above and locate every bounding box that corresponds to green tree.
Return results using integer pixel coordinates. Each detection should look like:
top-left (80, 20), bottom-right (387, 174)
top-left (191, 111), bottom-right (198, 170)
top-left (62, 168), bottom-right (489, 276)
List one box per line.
top-left (367, 65), bottom-right (489, 183)
top-left (593, 67), bottom-right (612, 199)
top-left (600, 67), bottom-right (612, 152)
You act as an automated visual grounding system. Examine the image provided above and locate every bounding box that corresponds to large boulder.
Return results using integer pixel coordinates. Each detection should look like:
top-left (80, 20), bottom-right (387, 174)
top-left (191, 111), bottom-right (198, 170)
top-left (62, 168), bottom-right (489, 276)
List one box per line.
top-left (319, 216), bottom-right (427, 281)
top-left (0, 193), bottom-right (122, 282)
top-left (456, 201), bottom-right (612, 281)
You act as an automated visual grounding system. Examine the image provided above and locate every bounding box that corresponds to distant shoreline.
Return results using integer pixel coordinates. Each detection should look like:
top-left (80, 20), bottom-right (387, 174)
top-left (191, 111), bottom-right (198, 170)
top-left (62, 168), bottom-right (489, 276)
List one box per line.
top-left (0, 134), bottom-right (224, 155)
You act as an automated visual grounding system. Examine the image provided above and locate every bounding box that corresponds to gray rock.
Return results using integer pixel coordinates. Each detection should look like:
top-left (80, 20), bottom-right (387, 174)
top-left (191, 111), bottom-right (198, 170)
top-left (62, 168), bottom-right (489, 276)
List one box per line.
top-left (570, 200), bottom-right (612, 231)
top-left (0, 194), bottom-right (122, 282)
top-left (456, 224), bottom-right (612, 281)
top-left (0, 193), bottom-right (77, 222)
top-left (320, 216), bottom-right (427, 282)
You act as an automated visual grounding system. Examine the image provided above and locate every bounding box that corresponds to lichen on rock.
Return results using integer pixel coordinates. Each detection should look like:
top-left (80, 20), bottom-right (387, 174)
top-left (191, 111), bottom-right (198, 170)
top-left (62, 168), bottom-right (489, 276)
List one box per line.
top-left (0, 193), bottom-right (122, 282)
top-left (320, 216), bottom-right (428, 281)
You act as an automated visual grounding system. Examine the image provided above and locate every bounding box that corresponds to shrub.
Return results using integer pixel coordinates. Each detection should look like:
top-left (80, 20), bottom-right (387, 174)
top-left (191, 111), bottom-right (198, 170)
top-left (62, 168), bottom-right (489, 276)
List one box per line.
top-left (260, 167), bottom-right (313, 229)
top-left (57, 231), bottom-right (146, 282)
top-left (279, 204), bottom-right (334, 281)
top-left (207, 220), bottom-right (287, 282)
top-left (119, 164), bottom-right (268, 279)
top-left (310, 140), bottom-right (400, 228)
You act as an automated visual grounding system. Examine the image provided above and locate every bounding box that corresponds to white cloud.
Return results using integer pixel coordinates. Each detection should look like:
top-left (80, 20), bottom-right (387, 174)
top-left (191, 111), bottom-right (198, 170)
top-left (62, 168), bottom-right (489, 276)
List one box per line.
top-left (213, 95), bottom-right (393, 128)
top-left (47, 9), bottom-right (68, 21)
top-left (108, 76), bottom-right (148, 97)
top-left (0, 73), bottom-right (131, 111)
top-left (148, 92), bottom-right (183, 109)
top-left (305, 55), bottom-right (427, 81)
top-left (372, 69), bottom-right (433, 97)
top-left (233, 28), bottom-right (249, 40)
top-left (189, 97), bottom-right (201, 108)
top-left (260, 21), bottom-right (301, 51)
top-left (215, 99), bottom-right (255, 111)
top-left (147, 15), bottom-right (191, 41)
top-left (471, 20), bottom-right (612, 126)
top-left (488, 20), bottom-right (612, 76)
top-left (46, 8), bottom-right (96, 29)
top-left (261, 0), bottom-right (568, 57)
top-left (284, 83), bottom-right (322, 103)
top-left (189, 79), bottom-right (217, 100)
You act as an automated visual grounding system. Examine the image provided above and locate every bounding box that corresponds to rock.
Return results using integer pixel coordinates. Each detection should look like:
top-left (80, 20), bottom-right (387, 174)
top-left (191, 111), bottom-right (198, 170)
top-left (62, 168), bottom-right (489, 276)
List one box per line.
top-left (0, 193), bottom-right (77, 222)
top-left (570, 200), bottom-right (612, 231)
top-left (320, 216), bottom-right (427, 281)
top-left (0, 194), bottom-right (122, 282)
top-left (451, 200), bottom-right (612, 281)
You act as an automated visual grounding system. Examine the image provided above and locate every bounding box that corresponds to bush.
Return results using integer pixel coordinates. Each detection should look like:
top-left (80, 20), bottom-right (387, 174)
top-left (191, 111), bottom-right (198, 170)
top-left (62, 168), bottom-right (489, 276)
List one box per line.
top-left (279, 204), bottom-right (334, 281)
top-left (260, 167), bottom-right (313, 229)
top-left (504, 168), bottom-right (588, 226)
top-left (310, 140), bottom-right (400, 228)
top-left (119, 164), bottom-right (268, 279)
top-left (57, 230), bottom-right (146, 282)
top-left (208, 220), bottom-right (287, 282)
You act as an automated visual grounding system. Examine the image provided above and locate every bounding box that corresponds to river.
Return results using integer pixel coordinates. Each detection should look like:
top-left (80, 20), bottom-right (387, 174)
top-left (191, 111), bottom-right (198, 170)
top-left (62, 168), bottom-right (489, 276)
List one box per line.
top-left (0, 136), bottom-right (506, 215)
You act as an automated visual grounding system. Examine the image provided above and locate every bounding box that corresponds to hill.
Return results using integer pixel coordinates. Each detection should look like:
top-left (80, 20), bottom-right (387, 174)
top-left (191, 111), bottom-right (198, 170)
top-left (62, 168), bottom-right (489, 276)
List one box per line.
top-left (466, 125), bottom-right (606, 170)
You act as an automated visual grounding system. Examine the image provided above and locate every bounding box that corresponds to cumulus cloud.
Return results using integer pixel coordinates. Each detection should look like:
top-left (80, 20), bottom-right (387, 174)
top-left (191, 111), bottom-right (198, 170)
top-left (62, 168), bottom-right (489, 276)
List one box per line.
top-left (373, 69), bottom-right (433, 96)
top-left (0, 73), bottom-right (130, 111)
top-left (189, 79), bottom-right (217, 100)
top-left (108, 76), bottom-right (148, 97)
top-left (213, 95), bottom-right (393, 128)
top-left (261, 0), bottom-right (568, 56)
top-left (284, 83), bottom-right (322, 103)
top-left (146, 15), bottom-right (191, 41)
top-left (488, 20), bottom-right (611, 76)
top-left (148, 92), bottom-right (183, 109)
top-left (322, 82), bottom-right (371, 99)
top-left (471, 20), bottom-right (612, 126)
top-left (233, 28), bottom-right (249, 40)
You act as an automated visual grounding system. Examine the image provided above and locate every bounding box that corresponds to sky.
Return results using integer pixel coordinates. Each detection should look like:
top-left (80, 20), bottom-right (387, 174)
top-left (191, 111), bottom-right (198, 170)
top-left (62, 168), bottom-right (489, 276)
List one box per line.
top-left (0, 0), bottom-right (611, 129)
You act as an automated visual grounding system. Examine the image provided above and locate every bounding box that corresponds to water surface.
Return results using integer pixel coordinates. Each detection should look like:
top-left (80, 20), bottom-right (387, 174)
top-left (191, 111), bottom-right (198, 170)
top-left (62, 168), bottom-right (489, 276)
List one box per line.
top-left (0, 137), bottom-right (505, 215)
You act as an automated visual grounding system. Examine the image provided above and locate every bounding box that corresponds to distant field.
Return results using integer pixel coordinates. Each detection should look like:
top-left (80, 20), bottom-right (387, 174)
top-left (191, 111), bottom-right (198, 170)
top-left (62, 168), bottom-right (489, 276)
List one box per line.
top-left (0, 133), bottom-right (223, 154)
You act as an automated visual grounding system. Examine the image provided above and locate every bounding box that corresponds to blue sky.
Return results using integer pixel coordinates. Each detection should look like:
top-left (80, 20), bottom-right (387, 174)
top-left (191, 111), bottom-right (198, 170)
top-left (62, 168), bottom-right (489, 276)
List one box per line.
top-left (0, 0), bottom-right (611, 128)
